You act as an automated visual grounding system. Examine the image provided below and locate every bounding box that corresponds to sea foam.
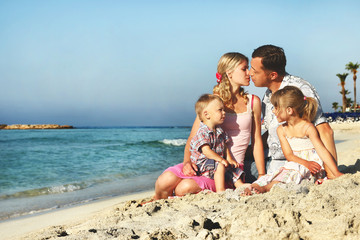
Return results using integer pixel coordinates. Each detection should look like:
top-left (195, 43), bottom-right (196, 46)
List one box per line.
top-left (160, 139), bottom-right (187, 146)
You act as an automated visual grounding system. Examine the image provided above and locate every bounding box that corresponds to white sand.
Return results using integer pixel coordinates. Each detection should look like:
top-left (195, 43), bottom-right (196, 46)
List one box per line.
top-left (2, 122), bottom-right (360, 240)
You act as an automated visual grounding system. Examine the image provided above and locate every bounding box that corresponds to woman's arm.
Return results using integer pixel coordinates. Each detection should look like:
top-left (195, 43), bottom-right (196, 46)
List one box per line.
top-left (182, 117), bottom-right (201, 176)
top-left (251, 95), bottom-right (266, 177)
top-left (277, 126), bottom-right (321, 174)
top-left (307, 124), bottom-right (343, 177)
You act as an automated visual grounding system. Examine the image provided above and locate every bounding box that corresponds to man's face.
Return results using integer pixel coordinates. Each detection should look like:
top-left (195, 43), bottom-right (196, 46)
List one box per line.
top-left (249, 57), bottom-right (271, 88)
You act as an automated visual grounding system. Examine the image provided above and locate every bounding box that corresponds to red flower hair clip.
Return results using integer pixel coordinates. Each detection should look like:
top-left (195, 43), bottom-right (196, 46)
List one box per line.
top-left (216, 72), bottom-right (222, 83)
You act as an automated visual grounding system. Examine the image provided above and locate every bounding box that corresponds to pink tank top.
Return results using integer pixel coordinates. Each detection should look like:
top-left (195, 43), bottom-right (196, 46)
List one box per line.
top-left (220, 94), bottom-right (253, 167)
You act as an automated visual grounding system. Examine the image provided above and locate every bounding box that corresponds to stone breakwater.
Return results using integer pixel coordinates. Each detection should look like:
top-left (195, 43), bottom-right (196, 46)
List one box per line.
top-left (0, 124), bottom-right (74, 130)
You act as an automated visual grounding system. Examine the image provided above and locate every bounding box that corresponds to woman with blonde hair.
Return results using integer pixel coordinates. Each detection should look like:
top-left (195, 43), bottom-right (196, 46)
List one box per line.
top-left (154, 52), bottom-right (265, 199)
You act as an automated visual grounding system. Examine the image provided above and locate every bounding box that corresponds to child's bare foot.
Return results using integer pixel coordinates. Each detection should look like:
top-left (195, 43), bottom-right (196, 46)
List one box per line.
top-left (251, 184), bottom-right (267, 194)
top-left (240, 184), bottom-right (255, 196)
top-left (242, 187), bottom-right (253, 196)
top-left (335, 172), bottom-right (344, 178)
top-left (326, 171), bottom-right (344, 179)
top-left (140, 198), bottom-right (155, 206)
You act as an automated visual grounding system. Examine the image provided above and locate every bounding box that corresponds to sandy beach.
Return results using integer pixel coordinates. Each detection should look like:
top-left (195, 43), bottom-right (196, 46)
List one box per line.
top-left (1, 122), bottom-right (360, 240)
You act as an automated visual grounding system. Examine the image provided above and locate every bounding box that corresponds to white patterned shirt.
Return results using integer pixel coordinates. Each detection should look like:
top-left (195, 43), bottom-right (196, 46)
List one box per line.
top-left (262, 74), bottom-right (327, 163)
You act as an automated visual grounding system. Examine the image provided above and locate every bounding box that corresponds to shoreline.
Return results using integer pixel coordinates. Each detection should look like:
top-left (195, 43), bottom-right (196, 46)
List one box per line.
top-left (0, 171), bottom-right (162, 221)
top-left (0, 190), bottom-right (154, 240)
top-left (0, 124), bottom-right (74, 130)
top-left (1, 122), bottom-right (360, 239)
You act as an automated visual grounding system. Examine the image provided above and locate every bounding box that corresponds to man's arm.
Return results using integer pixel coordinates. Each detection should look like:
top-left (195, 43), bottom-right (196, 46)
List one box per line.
top-left (316, 122), bottom-right (338, 179)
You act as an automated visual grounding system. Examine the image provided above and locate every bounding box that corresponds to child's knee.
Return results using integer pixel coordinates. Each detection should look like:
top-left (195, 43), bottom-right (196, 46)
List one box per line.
top-left (216, 163), bottom-right (226, 173)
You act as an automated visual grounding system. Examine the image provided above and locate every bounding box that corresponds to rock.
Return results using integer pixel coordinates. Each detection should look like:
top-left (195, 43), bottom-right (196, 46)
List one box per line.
top-left (1, 124), bottom-right (74, 130)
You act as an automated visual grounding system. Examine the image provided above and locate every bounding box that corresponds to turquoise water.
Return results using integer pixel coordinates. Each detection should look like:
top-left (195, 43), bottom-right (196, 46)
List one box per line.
top-left (0, 127), bottom-right (190, 220)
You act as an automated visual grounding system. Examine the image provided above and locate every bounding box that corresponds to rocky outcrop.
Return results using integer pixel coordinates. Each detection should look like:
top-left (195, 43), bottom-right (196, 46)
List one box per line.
top-left (0, 124), bottom-right (74, 130)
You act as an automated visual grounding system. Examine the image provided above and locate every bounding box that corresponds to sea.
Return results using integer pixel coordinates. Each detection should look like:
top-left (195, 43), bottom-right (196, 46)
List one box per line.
top-left (0, 127), bottom-right (190, 220)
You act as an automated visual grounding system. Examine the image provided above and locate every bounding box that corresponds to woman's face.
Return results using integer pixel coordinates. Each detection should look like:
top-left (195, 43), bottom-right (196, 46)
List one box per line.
top-left (227, 61), bottom-right (250, 87)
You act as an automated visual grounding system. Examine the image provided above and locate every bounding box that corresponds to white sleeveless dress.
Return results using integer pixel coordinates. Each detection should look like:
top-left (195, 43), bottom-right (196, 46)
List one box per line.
top-left (254, 136), bottom-right (325, 186)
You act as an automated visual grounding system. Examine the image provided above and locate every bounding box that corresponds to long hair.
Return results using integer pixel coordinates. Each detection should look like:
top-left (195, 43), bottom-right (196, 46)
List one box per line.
top-left (213, 52), bottom-right (248, 109)
top-left (271, 86), bottom-right (318, 122)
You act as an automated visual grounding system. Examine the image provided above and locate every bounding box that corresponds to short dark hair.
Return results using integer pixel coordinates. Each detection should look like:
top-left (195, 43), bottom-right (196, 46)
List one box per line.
top-left (252, 45), bottom-right (286, 75)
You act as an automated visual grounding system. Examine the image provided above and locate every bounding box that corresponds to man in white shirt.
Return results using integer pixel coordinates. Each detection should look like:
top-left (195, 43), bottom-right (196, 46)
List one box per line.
top-left (248, 44), bottom-right (337, 179)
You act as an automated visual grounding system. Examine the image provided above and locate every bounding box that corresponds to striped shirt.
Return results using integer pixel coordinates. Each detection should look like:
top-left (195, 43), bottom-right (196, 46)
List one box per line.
top-left (190, 122), bottom-right (229, 165)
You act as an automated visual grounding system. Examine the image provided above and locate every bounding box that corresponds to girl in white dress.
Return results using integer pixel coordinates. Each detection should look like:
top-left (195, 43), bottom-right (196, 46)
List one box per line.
top-left (245, 86), bottom-right (343, 194)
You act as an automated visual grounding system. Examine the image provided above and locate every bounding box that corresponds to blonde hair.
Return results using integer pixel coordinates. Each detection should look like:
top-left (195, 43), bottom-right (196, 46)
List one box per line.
top-left (213, 52), bottom-right (248, 109)
top-left (271, 86), bottom-right (318, 122)
top-left (195, 94), bottom-right (223, 122)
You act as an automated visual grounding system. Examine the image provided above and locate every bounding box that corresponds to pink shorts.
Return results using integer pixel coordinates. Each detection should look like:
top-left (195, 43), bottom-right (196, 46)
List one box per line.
top-left (165, 163), bottom-right (216, 192)
top-left (164, 163), bottom-right (235, 192)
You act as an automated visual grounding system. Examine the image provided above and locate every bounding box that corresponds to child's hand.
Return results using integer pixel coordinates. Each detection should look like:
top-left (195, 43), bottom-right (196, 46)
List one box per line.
top-left (305, 161), bottom-right (322, 175)
top-left (220, 159), bottom-right (229, 167)
top-left (228, 159), bottom-right (239, 168)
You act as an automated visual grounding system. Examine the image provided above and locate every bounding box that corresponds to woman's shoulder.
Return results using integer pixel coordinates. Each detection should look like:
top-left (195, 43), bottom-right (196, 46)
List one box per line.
top-left (247, 93), bottom-right (261, 112)
top-left (246, 94), bottom-right (261, 103)
top-left (247, 93), bottom-right (261, 102)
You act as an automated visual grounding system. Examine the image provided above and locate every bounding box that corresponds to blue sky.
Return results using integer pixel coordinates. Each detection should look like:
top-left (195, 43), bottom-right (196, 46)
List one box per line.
top-left (0, 0), bottom-right (359, 127)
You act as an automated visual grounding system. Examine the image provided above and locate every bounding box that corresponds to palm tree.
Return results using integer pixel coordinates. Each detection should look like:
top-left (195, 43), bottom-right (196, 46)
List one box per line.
top-left (332, 102), bottom-right (339, 112)
top-left (346, 62), bottom-right (359, 111)
top-left (336, 73), bottom-right (349, 112)
top-left (346, 97), bottom-right (353, 108)
top-left (338, 90), bottom-right (351, 111)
